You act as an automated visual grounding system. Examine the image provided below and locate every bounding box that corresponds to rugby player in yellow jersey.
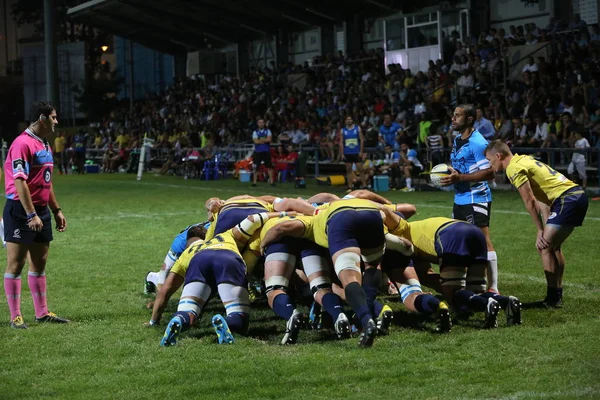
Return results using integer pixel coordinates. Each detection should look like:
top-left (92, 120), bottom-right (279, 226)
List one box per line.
top-left (383, 210), bottom-right (522, 328)
top-left (261, 198), bottom-right (413, 347)
top-left (254, 215), bottom-right (350, 344)
top-left (484, 140), bottom-right (589, 307)
top-left (159, 210), bottom-right (292, 346)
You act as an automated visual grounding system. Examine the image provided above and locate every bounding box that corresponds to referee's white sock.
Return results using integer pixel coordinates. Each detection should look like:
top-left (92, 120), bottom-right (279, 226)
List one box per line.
top-left (487, 251), bottom-right (499, 291)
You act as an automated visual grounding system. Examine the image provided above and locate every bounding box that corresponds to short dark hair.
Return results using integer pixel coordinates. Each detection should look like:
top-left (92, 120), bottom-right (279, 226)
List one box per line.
top-left (29, 101), bottom-right (55, 123)
top-left (187, 224), bottom-right (207, 241)
top-left (457, 104), bottom-right (476, 124)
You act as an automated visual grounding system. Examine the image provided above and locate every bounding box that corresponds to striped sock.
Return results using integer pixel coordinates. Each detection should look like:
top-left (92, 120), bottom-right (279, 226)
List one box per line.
top-left (28, 272), bottom-right (48, 318)
top-left (4, 273), bottom-right (22, 320)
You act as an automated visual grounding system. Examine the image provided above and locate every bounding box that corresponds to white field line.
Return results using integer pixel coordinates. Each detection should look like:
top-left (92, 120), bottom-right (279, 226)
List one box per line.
top-left (461, 387), bottom-right (600, 400)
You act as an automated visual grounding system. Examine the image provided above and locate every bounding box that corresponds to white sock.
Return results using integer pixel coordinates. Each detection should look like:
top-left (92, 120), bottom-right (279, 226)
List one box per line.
top-left (146, 271), bottom-right (160, 286)
top-left (406, 178), bottom-right (412, 189)
top-left (487, 251), bottom-right (498, 291)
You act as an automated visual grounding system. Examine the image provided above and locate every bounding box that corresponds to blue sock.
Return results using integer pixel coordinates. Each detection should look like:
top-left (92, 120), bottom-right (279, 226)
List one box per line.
top-left (373, 299), bottom-right (384, 318)
top-left (414, 293), bottom-right (440, 315)
top-left (321, 292), bottom-right (343, 321)
top-left (272, 293), bottom-right (295, 320)
top-left (362, 268), bottom-right (382, 316)
top-left (453, 290), bottom-right (488, 312)
top-left (479, 291), bottom-right (509, 307)
top-left (225, 313), bottom-right (249, 334)
top-left (345, 282), bottom-right (373, 329)
top-left (172, 311), bottom-right (193, 332)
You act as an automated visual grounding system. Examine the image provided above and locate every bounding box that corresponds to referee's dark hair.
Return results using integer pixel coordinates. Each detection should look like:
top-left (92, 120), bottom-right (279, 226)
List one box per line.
top-left (457, 104), bottom-right (476, 125)
top-left (29, 101), bottom-right (55, 123)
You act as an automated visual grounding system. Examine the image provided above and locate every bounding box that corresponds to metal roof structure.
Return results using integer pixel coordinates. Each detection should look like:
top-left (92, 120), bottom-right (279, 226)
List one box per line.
top-left (67, 0), bottom-right (412, 54)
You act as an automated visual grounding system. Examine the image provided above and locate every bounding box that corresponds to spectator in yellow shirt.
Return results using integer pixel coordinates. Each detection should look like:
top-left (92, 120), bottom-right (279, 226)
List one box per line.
top-left (115, 131), bottom-right (130, 148)
top-left (53, 131), bottom-right (66, 174)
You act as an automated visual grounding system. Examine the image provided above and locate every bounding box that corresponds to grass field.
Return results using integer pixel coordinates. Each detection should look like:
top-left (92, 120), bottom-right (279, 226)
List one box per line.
top-left (1, 173), bottom-right (599, 400)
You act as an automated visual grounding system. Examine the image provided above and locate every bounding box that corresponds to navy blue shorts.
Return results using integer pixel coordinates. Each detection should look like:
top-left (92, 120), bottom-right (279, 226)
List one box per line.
top-left (547, 187), bottom-right (588, 227)
top-left (184, 249), bottom-right (247, 288)
top-left (326, 209), bottom-right (385, 257)
top-left (265, 237), bottom-right (324, 260)
top-left (434, 222), bottom-right (487, 267)
top-left (381, 250), bottom-right (413, 273)
top-left (3, 199), bottom-right (53, 244)
top-left (214, 206), bottom-right (267, 235)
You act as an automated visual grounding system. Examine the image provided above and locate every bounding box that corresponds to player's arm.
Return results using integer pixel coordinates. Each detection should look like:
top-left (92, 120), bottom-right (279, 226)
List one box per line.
top-left (225, 194), bottom-right (255, 201)
top-left (148, 272), bottom-right (184, 326)
top-left (231, 211), bottom-right (293, 244)
top-left (359, 127), bottom-right (365, 156)
top-left (273, 197), bottom-right (316, 215)
top-left (252, 131), bottom-right (262, 144)
top-left (263, 130), bottom-right (273, 144)
top-left (48, 184), bottom-right (66, 232)
top-left (259, 219), bottom-right (306, 253)
top-left (348, 189), bottom-right (392, 204)
top-left (516, 181), bottom-right (549, 250)
top-left (14, 178), bottom-right (43, 231)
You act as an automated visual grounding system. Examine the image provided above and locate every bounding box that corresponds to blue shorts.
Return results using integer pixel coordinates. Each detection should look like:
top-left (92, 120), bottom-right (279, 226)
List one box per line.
top-left (381, 250), bottom-right (413, 272)
top-left (265, 237), bottom-right (324, 260)
top-left (547, 187), bottom-right (588, 227)
top-left (3, 199), bottom-right (53, 244)
top-left (434, 222), bottom-right (487, 268)
top-left (214, 206), bottom-right (267, 235)
top-left (326, 209), bottom-right (385, 257)
top-left (184, 250), bottom-right (247, 288)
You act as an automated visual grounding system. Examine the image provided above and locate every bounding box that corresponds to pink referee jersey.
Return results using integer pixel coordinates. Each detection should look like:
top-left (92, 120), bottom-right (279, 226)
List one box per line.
top-left (4, 129), bottom-right (54, 206)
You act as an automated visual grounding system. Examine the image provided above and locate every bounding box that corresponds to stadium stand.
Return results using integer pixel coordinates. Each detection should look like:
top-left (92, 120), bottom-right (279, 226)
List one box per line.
top-left (63, 9), bottom-right (600, 188)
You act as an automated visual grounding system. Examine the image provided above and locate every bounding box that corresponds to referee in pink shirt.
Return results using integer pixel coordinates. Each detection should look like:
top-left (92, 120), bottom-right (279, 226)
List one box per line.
top-left (3, 101), bottom-right (68, 329)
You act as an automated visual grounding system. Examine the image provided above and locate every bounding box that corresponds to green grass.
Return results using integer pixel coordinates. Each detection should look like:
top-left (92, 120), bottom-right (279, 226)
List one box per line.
top-left (1, 174), bottom-right (599, 400)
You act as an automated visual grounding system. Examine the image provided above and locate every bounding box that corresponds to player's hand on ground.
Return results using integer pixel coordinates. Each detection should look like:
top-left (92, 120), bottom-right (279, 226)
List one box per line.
top-left (54, 210), bottom-right (67, 232)
top-left (440, 166), bottom-right (460, 186)
top-left (27, 215), bottom-right (43, 232)
top-left (536, 230), bottom-right (550, 251)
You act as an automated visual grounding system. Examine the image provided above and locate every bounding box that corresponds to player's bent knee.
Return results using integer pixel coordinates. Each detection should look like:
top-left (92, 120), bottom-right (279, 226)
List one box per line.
top-left (265, 276), bottom-right (290, 295)
top-left (309, 276), bottom-right (332, 297)
top-left (466, 271), bottom-right (486, 293)
top-left (440, 269), bottom-right (466, 288)
top-left (177, 297), bottom-right (203, 317)
top-left (399, 278), bottom-right (423, 303)
top-left (334, 252), bottom-right (362, 276)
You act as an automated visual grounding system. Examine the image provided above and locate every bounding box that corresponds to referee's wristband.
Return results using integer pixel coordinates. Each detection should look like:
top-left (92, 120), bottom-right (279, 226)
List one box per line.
top-left (26, 212), bottom-right (37, 221)
top-left (53, 208), bottom-right (62, 215)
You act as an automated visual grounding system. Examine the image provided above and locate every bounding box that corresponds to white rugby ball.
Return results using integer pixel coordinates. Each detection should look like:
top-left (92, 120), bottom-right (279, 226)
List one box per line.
top-left (429, 164), bottom-right (451, 187)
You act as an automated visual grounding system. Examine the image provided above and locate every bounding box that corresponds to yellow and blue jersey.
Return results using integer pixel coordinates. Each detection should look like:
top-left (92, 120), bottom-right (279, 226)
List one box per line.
top-left (206, 198), bottom-right (274, 240)
top-left (170, 231), bottom-right (245, 278)
top-left (506, 154), bottom-right (578, 207)
top-left (342, 125), bottom-right (360, 155)
top-left (407, 217), bottom-right (458, 260)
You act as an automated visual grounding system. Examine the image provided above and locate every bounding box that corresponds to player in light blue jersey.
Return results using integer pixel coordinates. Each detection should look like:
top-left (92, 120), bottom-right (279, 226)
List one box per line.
top-left (144, 222), bottom-right (210, 295)
top-left (440, 104), bottom-right (499, 293)
top-left (339, 115), bottom-right (367, 193)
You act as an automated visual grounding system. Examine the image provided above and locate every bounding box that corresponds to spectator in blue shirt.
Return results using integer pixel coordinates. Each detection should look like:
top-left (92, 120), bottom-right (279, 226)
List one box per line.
top-left (474, 107), bottom-right (496, 140)
top-left (378, 114), bottom-right (401, 149)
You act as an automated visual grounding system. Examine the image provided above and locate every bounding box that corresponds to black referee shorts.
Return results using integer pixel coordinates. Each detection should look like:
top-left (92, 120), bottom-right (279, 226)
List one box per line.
top-left (3, 199), bottom-right (53, 244)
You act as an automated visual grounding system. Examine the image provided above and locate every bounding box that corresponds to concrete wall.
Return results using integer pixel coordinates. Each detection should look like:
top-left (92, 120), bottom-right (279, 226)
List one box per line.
top-left (490, 0), bottom-right (553, 31)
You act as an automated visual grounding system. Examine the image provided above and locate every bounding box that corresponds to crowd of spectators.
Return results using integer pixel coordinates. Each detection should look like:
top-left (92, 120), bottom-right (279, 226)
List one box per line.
top-left (57, 14), bottom-right (600, 187)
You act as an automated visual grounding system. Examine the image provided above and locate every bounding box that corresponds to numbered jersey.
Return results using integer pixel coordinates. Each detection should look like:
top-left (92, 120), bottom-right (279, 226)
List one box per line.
top-left (506, 154), bottom-right (577, 206)
top-left (342, 125), bottom-right (360, 155)
top-left (170, 231), bottom-right (243, 278)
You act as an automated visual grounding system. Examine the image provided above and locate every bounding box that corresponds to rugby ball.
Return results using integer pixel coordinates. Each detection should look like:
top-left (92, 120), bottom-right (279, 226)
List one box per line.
top-left (429, 164), bottom-right (451, 187)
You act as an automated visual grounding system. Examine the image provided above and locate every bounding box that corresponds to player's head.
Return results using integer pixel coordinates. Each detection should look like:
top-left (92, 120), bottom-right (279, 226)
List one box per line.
top-left (345, 115), bottom-right (353, 126)
top-left (383, 114), bottom-right (391, 125)
top-left (385, 144), bottom-right (392, 153)
top-left (484, 140), bottom-right (512, 172)
top-left (257, 118), bottom-right (265, 129)
top-left (30, 101), bottom-right (57, 134)
top-left (187, 224), bottom-right (207, 241)
top-left (452, 104), bottom-right (476, 132)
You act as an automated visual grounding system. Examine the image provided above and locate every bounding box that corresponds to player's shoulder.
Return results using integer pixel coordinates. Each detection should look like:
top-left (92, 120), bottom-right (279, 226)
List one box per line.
top-left (469, 130), bottom-right (488, 146)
